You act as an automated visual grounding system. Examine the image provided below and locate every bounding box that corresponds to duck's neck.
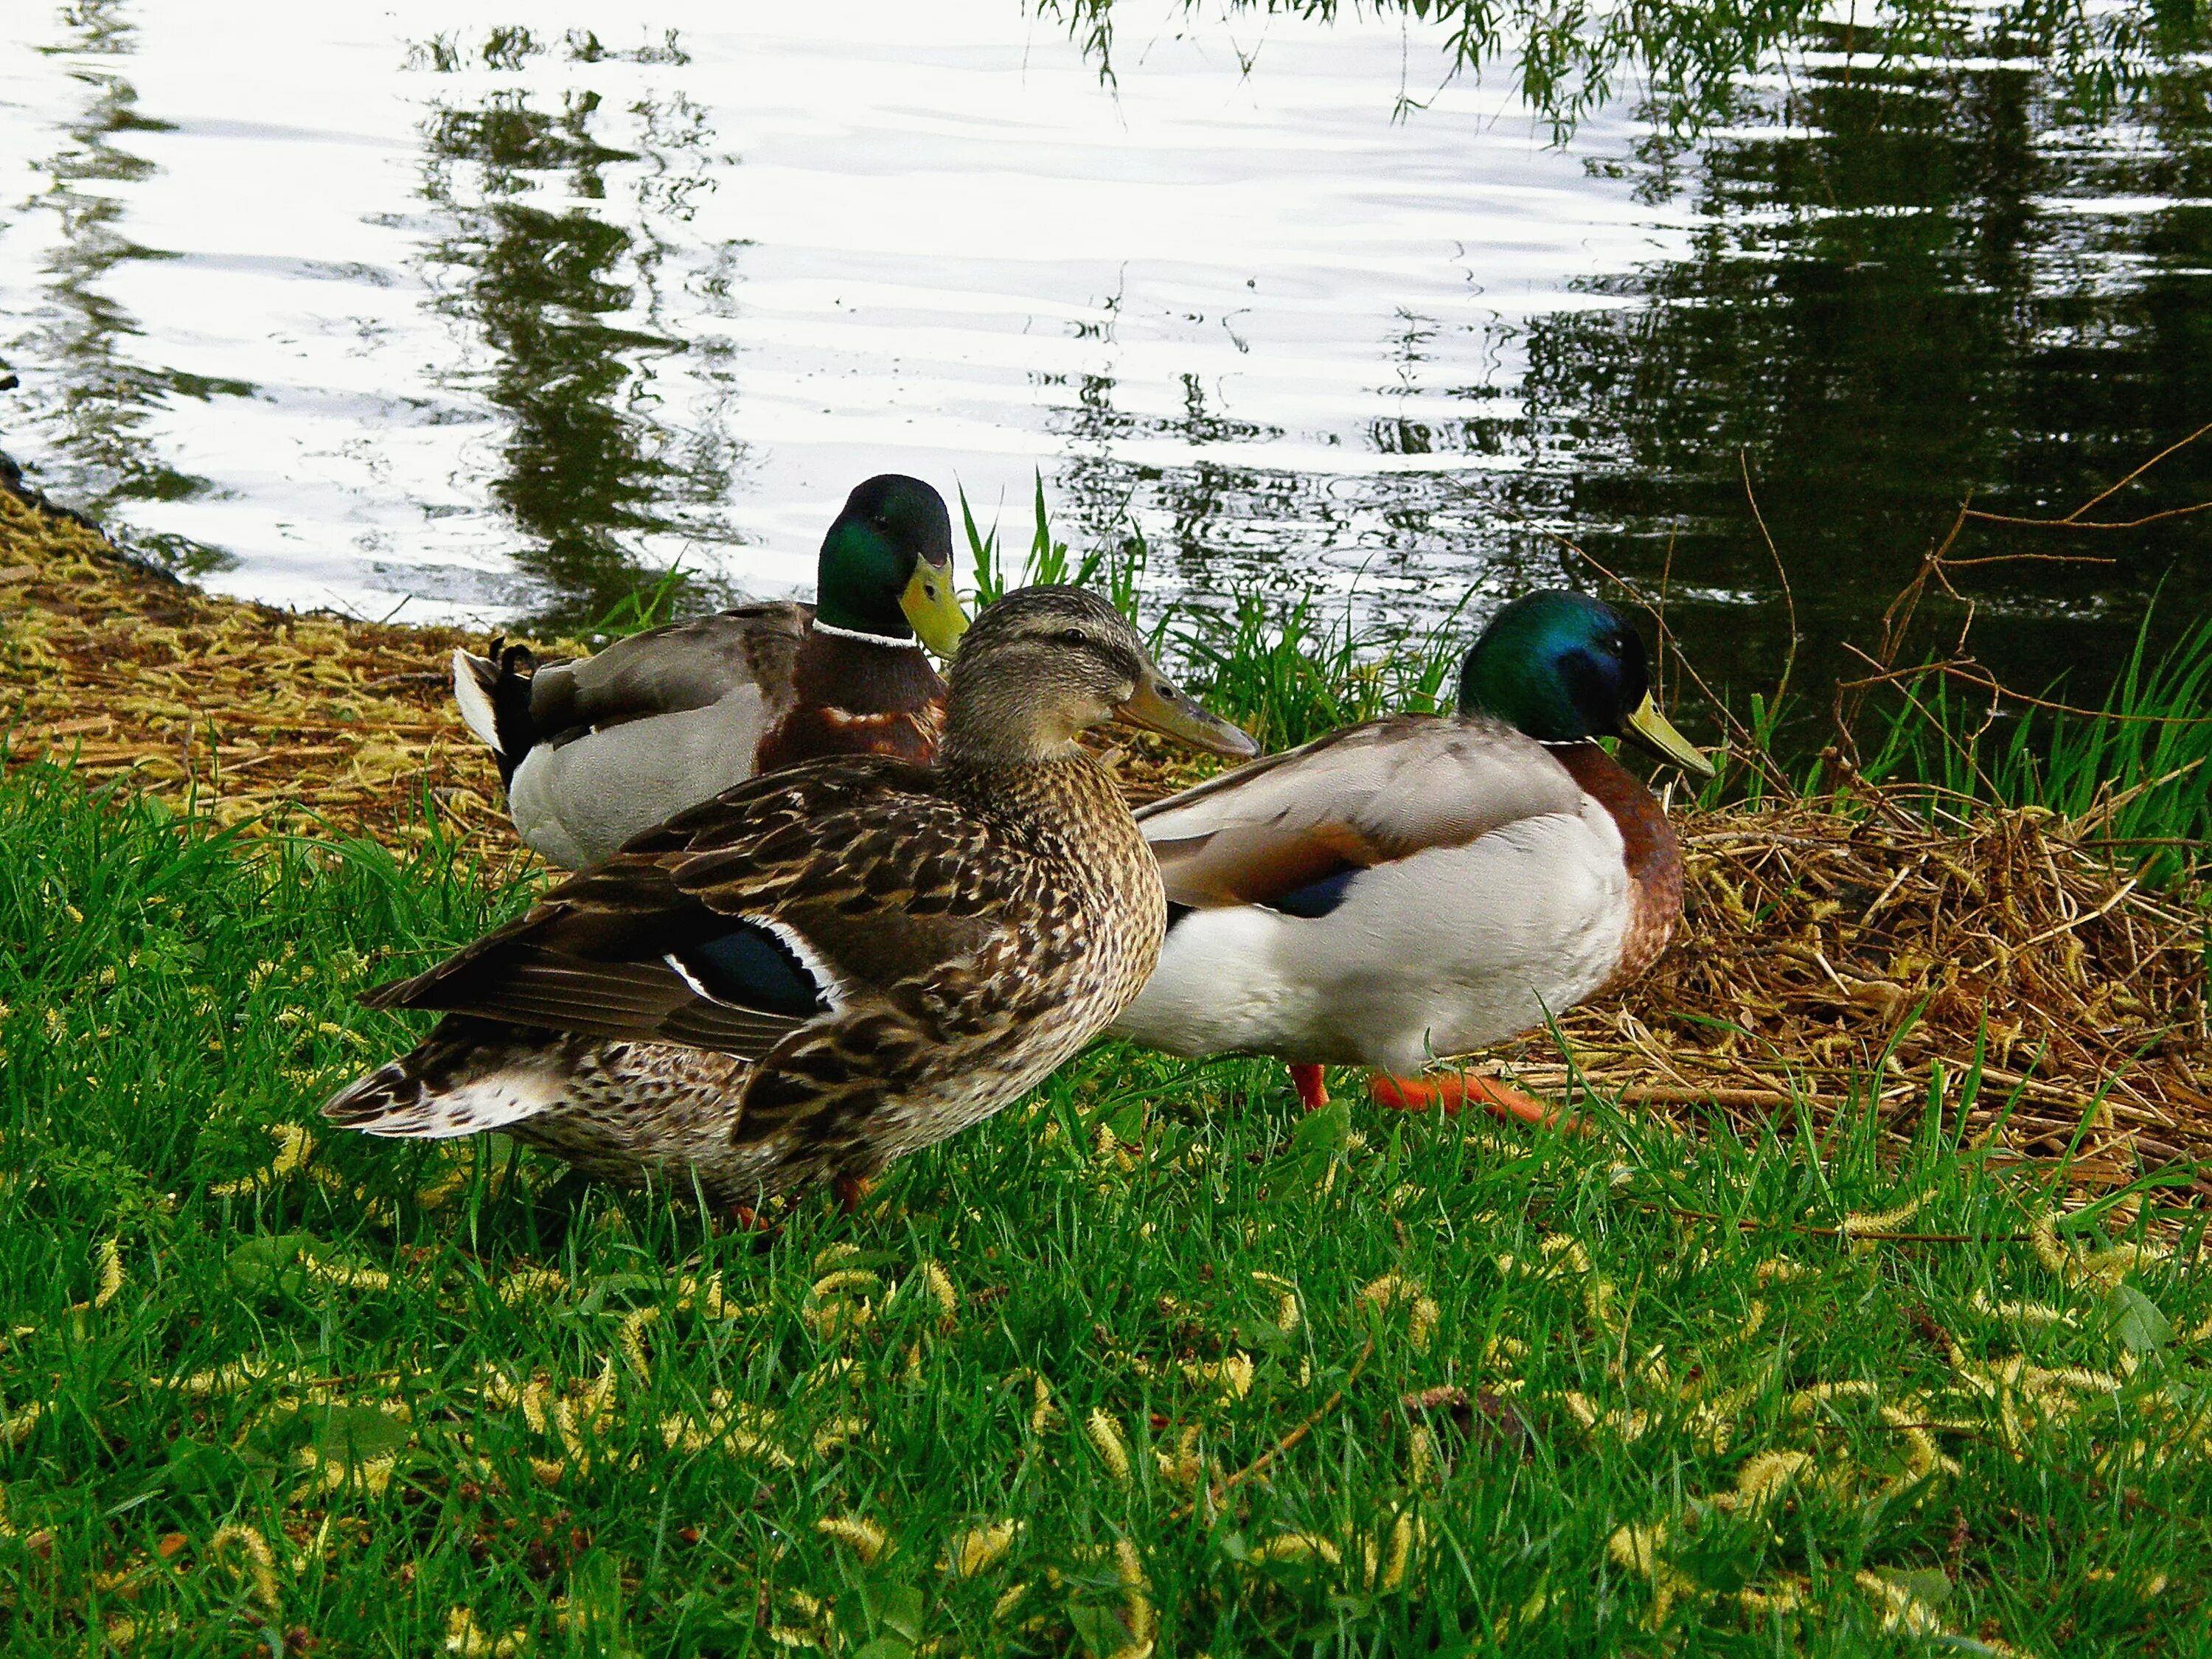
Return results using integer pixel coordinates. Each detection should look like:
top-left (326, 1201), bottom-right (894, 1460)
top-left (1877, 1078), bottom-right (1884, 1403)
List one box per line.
top-left (941, 744), bottom-right (1131, 856)
top-left (794, 623), bottom-right (941, 703)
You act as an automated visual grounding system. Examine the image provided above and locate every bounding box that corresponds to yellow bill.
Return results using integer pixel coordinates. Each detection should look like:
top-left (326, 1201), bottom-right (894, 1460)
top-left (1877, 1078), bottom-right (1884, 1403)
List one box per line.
top-left (1116, 672), bottom-right (1260, 759)
top-left (1621, 692), bottom-right (1714, 776)
top-left (900, 562), bottom-right (970, 659)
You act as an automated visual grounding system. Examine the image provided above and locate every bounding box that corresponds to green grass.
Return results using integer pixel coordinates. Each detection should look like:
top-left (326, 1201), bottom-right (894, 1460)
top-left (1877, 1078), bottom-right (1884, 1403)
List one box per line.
top-left (1854, 616), bottom-right (2212, 883)
top-left (4, 762), bottom-right (2211, 1655)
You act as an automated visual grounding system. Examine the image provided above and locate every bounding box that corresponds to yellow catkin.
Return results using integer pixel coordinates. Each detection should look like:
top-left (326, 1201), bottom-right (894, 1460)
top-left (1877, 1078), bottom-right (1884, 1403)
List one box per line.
top-left (550, 1399), bottom-right (590, 1469)
top-left (946, 1520), bottom-right (1018, 1578)
top-left (161, 1359), bottom-right (270, 1398)
top-left (582, 1359), bottom-right (616, 1425)
top-left (1116, 1538), bottom-right (1152, 1643)
top-left (817, 1514), bottom-right (888, 1563)
top-left (1754, 1259), bottom-right (1815, 1285)
top-left (1085, 1408), bottom-right (1132, 1484)
top-left (1, 1401), bottom-right (44, 1448)
top-left (208, 1123), bottom-right (317, 1197)
top-left (1854, 1571), bottom-right (1945, 1636)
top-left (299, 1253), bottom-right (391, 1291)
top-left (1969, 1290), bottom-right (2074, 1329)
top-left (496, 1269), bottom-right (568, 1307)
top-left (1253, 1270), bottom-right (1303, 1335)
top-left (1252, 1532), bottom-right (1341, 1566)
top-left (209, 1524), bottom-right (281, 1615)
top-left (922, 1261), bottom-right (959, 1327)
top-left (1408, 1424), bottom-right (1439, 1488)
top-left (1607, 1522), bottom-right (1702, 1627)
top-left (1360, 1273), bottom-right (1414, 1308)
top-left (811, 1269), bottom-right (882, 1300)
top-left (1155, 1425), bottom-right (1203, 1489)
top-left (1380, 1512), bottom-right (1413, 1592)
top-left (91, 1237), bottom-right (125, 1309)
top-left (1840, 1189), bottom-right (1933, 1236)
top-left (2029, 1211), bottom-right (2170, 1291)
top-left (1182, 1352), bottom-right (1255, 1400)
top-left (518, 1379), bottom-right (552, 1436)
top-left (1735, 1450), bottom-right (1813, 1508)
top-left (443, 1607), bottom-right (529, 1658)
top-left (617, 1307), bottom-right (660, 1380)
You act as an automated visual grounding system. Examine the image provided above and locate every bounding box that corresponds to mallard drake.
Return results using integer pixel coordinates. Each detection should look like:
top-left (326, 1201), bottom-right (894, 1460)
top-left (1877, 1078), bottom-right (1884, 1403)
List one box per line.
top-left (327, 586), bottom-right (1259, 1208)
top-left (1109, 590), bottom-right (1714, 1125)
top-left (453, 474), bottom-right (972, 869)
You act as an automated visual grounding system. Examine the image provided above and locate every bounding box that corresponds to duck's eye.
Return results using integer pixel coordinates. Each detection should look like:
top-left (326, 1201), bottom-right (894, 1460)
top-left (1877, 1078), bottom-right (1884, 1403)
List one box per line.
top-left (1057, 628), bottom-right (1088, 649)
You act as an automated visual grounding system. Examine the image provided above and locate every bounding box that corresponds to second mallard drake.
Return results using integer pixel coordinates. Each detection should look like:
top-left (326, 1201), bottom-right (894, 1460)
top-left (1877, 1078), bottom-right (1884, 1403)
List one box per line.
top-left (454, 473), bottom-right (971, 868)
top-left (327, 586), bottom-right (1258, 1206)
top-left (1109, 590), bottom-right (1713, 1123)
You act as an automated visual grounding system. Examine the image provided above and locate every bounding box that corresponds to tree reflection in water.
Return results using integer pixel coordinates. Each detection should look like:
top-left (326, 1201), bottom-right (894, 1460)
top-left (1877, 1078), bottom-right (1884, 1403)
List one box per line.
top-left (1053, 49), bottom-right (2212, 727)
top-left (413, 25), bottom-right (742, 633)
top-left (7, 0), bottom-right (244, 572)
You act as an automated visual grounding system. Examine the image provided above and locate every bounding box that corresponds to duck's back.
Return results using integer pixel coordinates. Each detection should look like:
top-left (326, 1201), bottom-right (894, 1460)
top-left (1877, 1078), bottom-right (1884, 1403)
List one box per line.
top-left (487, 605), bottom-right (800, 866)
top-left (1115, 713), bottom-right (1677, 1070)
top-left (466, 602), bottom-right (949, 866)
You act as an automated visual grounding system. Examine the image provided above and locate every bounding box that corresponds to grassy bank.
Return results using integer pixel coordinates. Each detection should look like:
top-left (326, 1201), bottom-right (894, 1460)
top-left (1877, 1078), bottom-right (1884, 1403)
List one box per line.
top-left (3, 480), bottom-right (2211, 1653)
top-left (2, 762), bottom-right (2208, 1657)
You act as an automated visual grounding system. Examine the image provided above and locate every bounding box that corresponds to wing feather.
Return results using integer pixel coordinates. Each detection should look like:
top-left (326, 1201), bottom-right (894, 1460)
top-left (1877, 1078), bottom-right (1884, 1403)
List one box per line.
top-left (526, 602), bottom-right (810, 744)
top-left (1138, 714), bottom-right (1584, 909)
top-left (362, 754), bottom-right (1010, 1057)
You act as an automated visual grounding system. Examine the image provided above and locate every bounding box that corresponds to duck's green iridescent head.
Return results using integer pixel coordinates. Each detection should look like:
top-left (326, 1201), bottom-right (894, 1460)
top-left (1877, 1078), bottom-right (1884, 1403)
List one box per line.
top-left (1458, 590), bottom-right (1712, 774)
top-left (815, 474), bottom-right (969, 655)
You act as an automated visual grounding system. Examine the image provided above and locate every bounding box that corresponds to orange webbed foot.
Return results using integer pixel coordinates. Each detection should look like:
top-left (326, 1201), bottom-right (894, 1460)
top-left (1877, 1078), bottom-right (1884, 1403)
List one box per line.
top-left (723, 1203), bottom-right (781, 1239)
top-left (1290, 1063), bottom-right (1329, 1113)
top-left (1368, 1070), bottom-right (1576, 1132)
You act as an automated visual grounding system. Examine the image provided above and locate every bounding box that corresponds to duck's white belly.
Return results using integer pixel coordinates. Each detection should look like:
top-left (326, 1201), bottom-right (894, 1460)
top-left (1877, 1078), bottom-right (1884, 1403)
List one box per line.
top-left (507, 689), bottom-right (771, 867)
top-left (1111, 799), bottom-right (1632, 1071)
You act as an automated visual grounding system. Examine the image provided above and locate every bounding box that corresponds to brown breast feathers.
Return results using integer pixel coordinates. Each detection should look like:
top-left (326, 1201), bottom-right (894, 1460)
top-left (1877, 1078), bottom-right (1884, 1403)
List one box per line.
top-left (754, 628), bottom-right (947, 775)
top-left (1554, 742), bottom-right (1686, 994)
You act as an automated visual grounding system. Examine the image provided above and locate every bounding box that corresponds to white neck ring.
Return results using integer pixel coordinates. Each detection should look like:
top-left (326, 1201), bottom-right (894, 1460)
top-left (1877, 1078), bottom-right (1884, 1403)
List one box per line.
top-left (813, 619), bottom-right (919, 648)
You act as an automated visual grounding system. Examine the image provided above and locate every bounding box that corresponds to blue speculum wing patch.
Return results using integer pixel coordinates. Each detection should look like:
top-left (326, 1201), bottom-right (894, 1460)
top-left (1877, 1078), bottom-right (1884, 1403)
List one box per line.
top-left (1264, 867), bottom-right (1361, 919)
top-left (673, 922), bottom-right (828, 1018)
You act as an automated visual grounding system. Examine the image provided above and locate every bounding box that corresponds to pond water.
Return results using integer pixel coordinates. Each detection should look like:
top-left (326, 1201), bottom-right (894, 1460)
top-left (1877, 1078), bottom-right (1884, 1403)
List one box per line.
top-left (2, 1), bottom-right (2208, 732)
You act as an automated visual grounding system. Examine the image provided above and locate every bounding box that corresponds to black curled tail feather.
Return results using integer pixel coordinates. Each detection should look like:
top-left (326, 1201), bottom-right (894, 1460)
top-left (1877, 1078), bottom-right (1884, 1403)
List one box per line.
top-left (483, 639), bottom-right (540, 789)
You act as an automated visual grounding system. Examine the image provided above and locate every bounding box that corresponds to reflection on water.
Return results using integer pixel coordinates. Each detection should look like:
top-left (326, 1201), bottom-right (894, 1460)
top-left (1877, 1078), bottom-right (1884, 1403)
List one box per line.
top-left (0, 3), bottom-right (2206, 723)
top-left (415, 40), bottom-right (737, 628)
top-left (1547, 55), bottom-right (2212, 706)
top-left (7, 0), bottom-right (239, 566)
top-left (1057, 51), bottom-right (2212, 717)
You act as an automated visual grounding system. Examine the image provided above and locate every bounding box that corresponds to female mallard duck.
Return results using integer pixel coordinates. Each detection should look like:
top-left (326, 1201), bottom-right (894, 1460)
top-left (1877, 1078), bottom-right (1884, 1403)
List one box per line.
top-left (1109, 590), bottom-right (1713, 1125)
top-left (327, 587), bottom-right (1258, 1207)
top-left (453, 473), bottom-right (972, 869)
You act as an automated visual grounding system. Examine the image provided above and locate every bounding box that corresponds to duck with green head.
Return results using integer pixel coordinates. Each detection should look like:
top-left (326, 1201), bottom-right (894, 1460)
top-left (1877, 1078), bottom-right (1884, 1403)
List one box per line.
top-left (454, 473), bottom-right (973, 868)
top-left (1110, 588), bottom-right (1714, 1124)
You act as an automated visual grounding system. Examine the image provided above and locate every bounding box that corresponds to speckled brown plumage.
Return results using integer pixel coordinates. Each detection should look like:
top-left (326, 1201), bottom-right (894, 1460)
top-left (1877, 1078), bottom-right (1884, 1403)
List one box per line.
top-left (327, 586), bottom-right (1255, 1205)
